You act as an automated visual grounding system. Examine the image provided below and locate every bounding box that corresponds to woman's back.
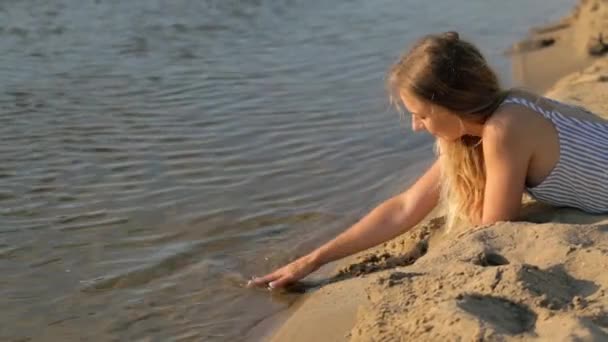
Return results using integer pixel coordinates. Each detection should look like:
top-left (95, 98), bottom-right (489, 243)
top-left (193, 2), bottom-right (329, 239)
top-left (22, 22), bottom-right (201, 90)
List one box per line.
top-left (500, 90), bottom-right (608, 213)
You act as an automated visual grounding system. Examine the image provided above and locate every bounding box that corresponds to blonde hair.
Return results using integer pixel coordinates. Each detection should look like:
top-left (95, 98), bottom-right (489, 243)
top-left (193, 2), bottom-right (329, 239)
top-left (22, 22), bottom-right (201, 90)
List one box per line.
top-left (387, 32), bottom-right (508, 229)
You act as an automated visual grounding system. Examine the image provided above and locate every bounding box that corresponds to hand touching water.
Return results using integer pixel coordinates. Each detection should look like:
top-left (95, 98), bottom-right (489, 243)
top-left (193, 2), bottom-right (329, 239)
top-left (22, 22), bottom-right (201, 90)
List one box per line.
top-left (248, 255), bottom-right (320, 290)
top-left (247, 162), bottom-right (442, 290)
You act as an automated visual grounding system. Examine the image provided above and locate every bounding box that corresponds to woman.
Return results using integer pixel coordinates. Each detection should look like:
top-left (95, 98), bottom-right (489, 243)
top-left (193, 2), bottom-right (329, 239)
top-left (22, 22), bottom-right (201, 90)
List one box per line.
top-left (249, 31), bottom-right (608, 290)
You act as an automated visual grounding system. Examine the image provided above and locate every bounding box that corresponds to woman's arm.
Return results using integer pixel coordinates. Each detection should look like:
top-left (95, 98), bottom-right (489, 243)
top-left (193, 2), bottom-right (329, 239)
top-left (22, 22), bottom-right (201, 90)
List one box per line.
top-left (310, 160), bottom-right (441, 266)
top-left (481, 113), bottom-right (530, 224)
top-left (249, 160), bottom-right (441, 289)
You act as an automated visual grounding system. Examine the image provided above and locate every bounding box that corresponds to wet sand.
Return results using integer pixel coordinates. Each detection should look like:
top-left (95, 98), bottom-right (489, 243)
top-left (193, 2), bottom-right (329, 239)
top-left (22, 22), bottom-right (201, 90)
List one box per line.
top-left (267, 0), bottom-right (608, 340)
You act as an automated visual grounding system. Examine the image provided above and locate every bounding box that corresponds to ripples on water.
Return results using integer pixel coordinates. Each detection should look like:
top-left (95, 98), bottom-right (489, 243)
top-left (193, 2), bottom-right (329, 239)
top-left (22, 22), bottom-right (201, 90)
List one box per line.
top-left (0, 0), bottom-right (574, 340)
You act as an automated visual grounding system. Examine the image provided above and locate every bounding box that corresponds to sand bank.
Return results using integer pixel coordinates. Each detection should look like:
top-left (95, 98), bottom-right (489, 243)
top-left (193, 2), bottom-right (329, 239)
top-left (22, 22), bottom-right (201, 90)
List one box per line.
top-left (268, 1), bottom-right (608, 340)
top-left (510, 0), bottom-right (607, 92)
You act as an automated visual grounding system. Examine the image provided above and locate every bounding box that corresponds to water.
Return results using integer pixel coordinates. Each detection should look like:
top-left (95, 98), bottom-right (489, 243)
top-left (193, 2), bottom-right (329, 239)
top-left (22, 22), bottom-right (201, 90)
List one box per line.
top-left (0, 0), bottom-right (575, 341)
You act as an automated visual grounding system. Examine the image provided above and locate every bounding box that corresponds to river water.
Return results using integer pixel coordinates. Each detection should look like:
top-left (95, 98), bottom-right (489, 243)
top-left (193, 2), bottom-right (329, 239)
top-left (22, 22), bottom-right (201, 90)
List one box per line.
top-left (0, 0), bottom-right (574, 341)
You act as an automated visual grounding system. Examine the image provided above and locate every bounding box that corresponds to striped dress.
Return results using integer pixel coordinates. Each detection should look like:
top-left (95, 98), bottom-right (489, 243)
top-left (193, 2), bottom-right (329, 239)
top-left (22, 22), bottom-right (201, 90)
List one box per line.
top-left (501, 96), bottom-right (608, 213)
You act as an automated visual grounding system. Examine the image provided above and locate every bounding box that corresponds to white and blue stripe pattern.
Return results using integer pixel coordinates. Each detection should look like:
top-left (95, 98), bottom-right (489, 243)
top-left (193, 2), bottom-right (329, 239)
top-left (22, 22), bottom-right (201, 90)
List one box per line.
top-left (502, 96), bottom-right (608, 213)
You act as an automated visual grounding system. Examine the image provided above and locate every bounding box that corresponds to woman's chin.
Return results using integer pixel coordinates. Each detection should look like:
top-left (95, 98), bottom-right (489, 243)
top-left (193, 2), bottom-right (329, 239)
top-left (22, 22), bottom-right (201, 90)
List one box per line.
top-left (436, 135), bottom-right (460, 142)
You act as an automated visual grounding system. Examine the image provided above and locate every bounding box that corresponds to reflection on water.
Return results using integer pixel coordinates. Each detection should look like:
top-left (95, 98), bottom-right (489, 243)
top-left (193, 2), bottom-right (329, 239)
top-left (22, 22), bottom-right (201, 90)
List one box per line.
top-left (0, 0), bottom-right (574, 340)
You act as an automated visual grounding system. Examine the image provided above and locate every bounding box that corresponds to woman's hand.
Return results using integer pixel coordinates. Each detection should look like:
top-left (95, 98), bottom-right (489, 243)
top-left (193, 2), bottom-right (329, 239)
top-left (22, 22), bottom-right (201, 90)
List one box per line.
top-left (247, 254), bottom-right (321, 290)
top-left (247, 162), bottom-right (440, 291)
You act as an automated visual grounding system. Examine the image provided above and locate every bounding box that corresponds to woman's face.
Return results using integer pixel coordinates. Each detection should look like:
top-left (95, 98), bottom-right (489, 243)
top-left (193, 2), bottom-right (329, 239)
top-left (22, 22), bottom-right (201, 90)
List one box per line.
top-left (400, 90), bottom-right (463, 141)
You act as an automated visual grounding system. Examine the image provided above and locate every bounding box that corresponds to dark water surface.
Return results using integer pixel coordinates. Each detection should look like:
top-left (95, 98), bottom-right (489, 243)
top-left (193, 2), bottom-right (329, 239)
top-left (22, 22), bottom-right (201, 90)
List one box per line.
top-left (0, 0), bottom-right (574, 341)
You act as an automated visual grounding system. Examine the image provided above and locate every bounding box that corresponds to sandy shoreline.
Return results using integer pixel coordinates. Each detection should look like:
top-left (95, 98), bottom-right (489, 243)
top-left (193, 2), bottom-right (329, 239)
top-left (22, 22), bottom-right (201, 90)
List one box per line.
top-left (264, 1), bottom-right (608, 340)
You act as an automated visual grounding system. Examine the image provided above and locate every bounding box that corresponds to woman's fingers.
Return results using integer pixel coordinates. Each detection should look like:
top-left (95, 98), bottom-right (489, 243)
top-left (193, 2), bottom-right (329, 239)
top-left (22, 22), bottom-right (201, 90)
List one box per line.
top-left (247, 271), bottom-right (281, 287)
top-left (267, 274), bottom-right (294, 289)
top-left (246, 271), bottom-right (294, 289)
top-left (248, 257), bottom-right (315, 289)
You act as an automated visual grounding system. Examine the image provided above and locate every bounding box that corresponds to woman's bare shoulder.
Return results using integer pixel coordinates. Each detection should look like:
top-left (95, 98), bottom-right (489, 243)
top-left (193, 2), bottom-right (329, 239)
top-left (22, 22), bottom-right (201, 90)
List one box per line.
top-left (482, 103), bottom-right (549, 167)
top-left (484, 103), bottom-right (534, 141)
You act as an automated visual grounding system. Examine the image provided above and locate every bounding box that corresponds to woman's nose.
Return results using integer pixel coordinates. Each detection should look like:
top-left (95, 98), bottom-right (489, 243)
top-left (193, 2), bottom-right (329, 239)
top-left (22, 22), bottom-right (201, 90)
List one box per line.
top-left (411, 117), bottom-right (425, 132)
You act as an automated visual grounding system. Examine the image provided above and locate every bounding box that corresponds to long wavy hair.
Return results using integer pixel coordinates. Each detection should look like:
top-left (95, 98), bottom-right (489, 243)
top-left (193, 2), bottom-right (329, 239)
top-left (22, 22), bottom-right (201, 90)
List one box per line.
top-left (387, 31), bottom-right (509, 229)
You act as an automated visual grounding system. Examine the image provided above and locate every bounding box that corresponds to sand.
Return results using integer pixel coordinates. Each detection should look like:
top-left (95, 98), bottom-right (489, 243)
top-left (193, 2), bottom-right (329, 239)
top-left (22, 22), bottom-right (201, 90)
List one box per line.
top-left (510, 0), bottom-right (606, 92)
top-left (268, 1), bottom-right (608, 340)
